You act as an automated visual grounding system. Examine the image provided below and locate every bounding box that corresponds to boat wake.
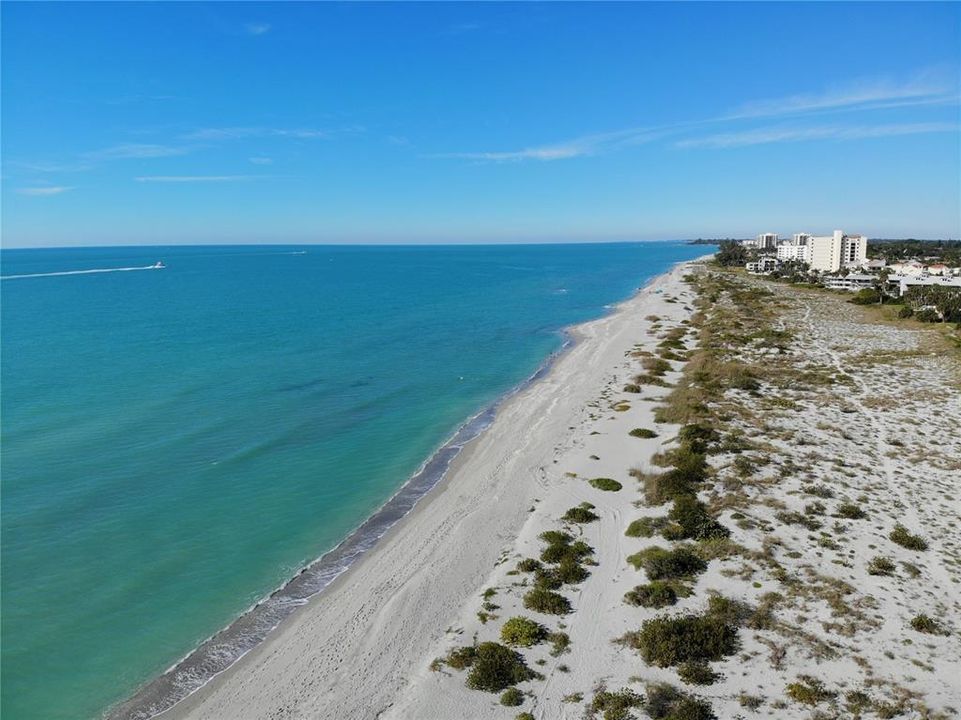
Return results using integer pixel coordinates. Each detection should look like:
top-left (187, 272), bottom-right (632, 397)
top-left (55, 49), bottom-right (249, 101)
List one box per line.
top-left (1, 262), bottom-right (165, 281)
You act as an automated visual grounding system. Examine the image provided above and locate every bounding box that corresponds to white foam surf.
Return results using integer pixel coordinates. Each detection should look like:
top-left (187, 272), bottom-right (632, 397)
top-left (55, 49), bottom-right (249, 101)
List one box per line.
top-left (1, 264), bottom-right (164, 280)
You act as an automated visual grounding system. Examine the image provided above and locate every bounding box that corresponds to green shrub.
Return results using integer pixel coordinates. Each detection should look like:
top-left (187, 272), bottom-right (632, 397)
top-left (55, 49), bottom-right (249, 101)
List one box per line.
top-left (705, 595), bottom-right (754, 626)
top-left (664, 495), bottom-right (729, 540)
top-left (539, 530), bottom-right (573, 545)
top-left (547, 631), bottom-right (570, 656)
top-left (635, 373), bottom-right (670, 387)
top-left (834, 502), bottom-right (867, 520)
top-left (784, 676), bottom-right (835, 705)
top-left (910, 613), bottom-right (946, 635)
top-left (634, 450), bottom-right (709, 505)
top-left (563, 505), bottom-right (600, 523)
top-left (500, 616), bottom-right (548, 647)
top-left (659, 348), bottom-right (685, 361)
top-left (849, 288), bottom-right (881, 306)
top-left (627, 546), bottom-right (707, 579)
top-left (622, 613), bottom-right (738, 666)
top-left (642, 357), bottom-right (673, 376)
top-left (915, 307), bottom-right (940, 322)
top-left (624, 383), bottom-right (642, 393)
top-left (445, 645), bottom-right (477, 670)
top-left (630, 428), bottom-right (658, 439)
top-left (626, 516), bottom-right (669, 538)
top-left (677, 661), bottom-right (721, 686)
top-left (889, 524), bottom-right (928, 551)
top-left (500, 688), bottom-right (524, 707)
top-left (867, 556), bottom-right (896, 576)
top-left (533, 565), bottom-right (562, 590)
top-left (562, 539), bottom-right (594, 561)
top-left (515, 714), bottom-right (535, 720)
top-left (633, 470), bottom-right (688, 506)
top-left (540, 537), bottom-right (593, 564)
top-left (589, 688), bottom-right (644, 720)
top-left (624, 581), bottom-right (678, 608)
top-left (589, 477), bottom-right (623, 492)
top-left (645, 683), bottom-right (717, 720)
top-left (802, 484), bottom-right (835, 499)
top-left (645, 684), bottom-right (682, 717)
top-left (844, 690), bottom-right (872, 713)
top-left (516, 557), bottom-right (542, 573)
top-left (897, 306), bottom-right (914, 319)
top-left (678, 424), bottom-right (720, 453)
top-left (463, 642), bottom-right (535, 692)
top-left (523, 588), bottom-right (572, 615)
top-left (556, 557), bottom-right (590, 584)
top-left (666, 447), bottom-right (709, 481)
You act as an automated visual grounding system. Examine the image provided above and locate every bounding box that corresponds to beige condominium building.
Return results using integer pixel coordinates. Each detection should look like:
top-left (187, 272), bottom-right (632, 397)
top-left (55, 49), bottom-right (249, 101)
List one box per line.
top-left (807, 230), bottom-right (868, 272)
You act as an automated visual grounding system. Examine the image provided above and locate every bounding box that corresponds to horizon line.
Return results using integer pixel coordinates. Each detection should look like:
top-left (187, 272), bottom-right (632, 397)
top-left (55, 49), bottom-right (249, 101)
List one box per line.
top-left (3, 237), bottom-right (960, 252)
top-left (0, 238), bottom-right (710, 251)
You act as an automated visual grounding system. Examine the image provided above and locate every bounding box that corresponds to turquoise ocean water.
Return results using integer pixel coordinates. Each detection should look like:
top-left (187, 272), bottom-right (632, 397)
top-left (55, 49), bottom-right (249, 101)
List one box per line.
top-left (1, 243), bottom-right (709, 719)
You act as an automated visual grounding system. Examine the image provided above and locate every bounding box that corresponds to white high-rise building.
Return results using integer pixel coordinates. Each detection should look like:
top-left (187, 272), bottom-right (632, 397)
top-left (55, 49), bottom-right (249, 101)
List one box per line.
top-left (841, 233), bottom-right (868, 268)
top-left (792, 233), bottom-right (811, 245)
top-left (756, 232), bottom-right (779, 250)
top-left (777, 244), bottom-right (811, 262)
top-left (807, 230), bottom-right (868, 272)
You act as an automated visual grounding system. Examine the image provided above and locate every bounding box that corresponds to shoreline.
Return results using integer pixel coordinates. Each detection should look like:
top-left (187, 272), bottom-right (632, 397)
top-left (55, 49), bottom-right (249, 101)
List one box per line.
top-left (106, 329), bottom-right (568, 720)
top-left (106, 257), bottom-right (708, 720)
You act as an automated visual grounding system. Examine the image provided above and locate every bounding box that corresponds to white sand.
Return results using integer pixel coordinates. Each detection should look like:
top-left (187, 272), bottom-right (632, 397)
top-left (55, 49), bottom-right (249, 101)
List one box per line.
top-left (163, 260), bottom-right (705, 720)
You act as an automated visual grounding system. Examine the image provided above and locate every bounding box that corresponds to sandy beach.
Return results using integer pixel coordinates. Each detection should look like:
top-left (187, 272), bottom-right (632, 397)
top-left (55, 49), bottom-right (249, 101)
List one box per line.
top-left (159, 260), bottom-right (960, 720)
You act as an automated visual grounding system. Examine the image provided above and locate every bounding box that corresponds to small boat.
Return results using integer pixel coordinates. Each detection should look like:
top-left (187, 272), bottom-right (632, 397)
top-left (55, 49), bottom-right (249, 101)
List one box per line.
top-left (151, 261), bottom-right (165, 269)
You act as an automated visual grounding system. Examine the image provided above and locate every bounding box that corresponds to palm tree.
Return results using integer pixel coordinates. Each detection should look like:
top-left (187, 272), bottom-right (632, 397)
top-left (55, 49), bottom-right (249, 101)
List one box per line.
top-left (874, 268), bottom-right (891, 305)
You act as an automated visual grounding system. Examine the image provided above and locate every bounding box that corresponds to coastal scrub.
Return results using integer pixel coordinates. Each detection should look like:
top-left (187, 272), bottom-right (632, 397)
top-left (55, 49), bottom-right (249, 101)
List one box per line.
top-left (589, 477), bottom-right (623, 492)
top-left (621, 613), bottom-right (739, 666)
top-left (446, 642), bottom-right (536, 692)
top-left (523, 588), bottom-right (571, 615)
top-left (889, 524), bottom-right (928, 551)
top-left (627, 545), bottom-right (707, 580)
top-left (500, 617), bottom-right (548, 647)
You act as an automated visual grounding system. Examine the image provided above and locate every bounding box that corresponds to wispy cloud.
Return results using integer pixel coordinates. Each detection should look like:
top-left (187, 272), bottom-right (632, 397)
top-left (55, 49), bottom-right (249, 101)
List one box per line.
top-left (134, 175), bottom-right (255, 183)
top-left (245, 23), bottom-right (271, 36)
top-left (725, 69), bottom-right (958, 120)
top-left (17, 186), bottom-right (74, 196)
top-left (436, 68), bottom-right (958, 162)
top-left (437, 145), bottom-right (586, 162)
top-left (677, 122), bottom-right (959, 149)
top-left (433, 127), bottom-right (669, 163)
top-left (7, 160), bottom-right (92, 173)
top-left (84, 143), bottom-right (189, 160)
top-left (248, 156), bottom-right (273, 165)
top-left (183, 127), bottom-right (330, 141)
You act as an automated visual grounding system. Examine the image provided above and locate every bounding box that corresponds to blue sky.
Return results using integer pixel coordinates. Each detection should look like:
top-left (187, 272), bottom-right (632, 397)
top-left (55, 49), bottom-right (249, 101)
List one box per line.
top-left (2, 1), bottom-right (959, 247)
